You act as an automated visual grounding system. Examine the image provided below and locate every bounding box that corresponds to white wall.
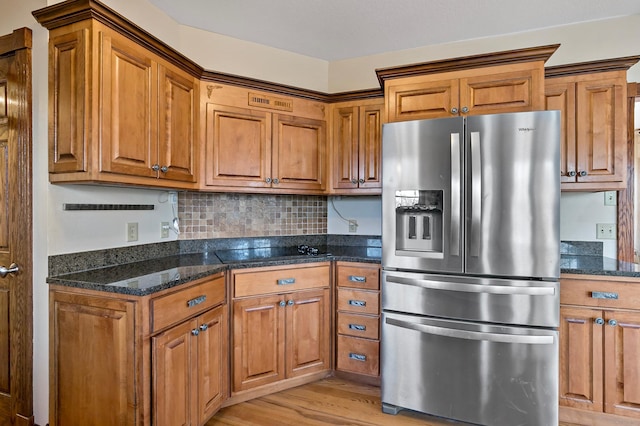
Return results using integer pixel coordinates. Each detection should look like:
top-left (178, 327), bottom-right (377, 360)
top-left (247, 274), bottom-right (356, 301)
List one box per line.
top-left (327, 196), bottom-right (382, 235)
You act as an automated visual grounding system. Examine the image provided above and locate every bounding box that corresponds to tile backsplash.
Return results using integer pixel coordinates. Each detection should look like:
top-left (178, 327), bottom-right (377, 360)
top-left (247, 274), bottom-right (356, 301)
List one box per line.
top-left (178, 192), bottom-right (327, 239)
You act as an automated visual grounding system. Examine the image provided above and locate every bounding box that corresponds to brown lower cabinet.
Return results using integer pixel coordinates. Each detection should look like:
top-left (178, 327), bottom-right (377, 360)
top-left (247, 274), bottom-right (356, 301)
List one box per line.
top-left (49, 272), bottom-right (227, 426)
top-left (560, 274), bottom-right (640, 425)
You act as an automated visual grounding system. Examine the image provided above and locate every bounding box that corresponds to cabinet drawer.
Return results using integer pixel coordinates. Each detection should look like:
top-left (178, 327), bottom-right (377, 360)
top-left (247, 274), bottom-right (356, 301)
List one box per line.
top-left (337, 313), bottom-right (379, 340)
top-left (151, 275), bottom-right (225, 332)
top-left (560, 275), bottom-right (640, 310)
top-left (337, 288), bottom-right (379, 315)
top-left (336, 262), bottom-right (380, 290)
top-left (336, 335), bottom-right (379, 376)
top-left (233, 263), bottom-right (330, 298)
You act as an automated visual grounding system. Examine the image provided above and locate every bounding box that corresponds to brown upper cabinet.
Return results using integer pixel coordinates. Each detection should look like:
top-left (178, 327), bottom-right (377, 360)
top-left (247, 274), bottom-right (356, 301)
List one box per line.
top-left (545, 57), bottom-right (640, 191)
top-left (202, 84), bottom-right (328, 194)
top-left (40, 16), bottom-right (199, 188)
top-left (330, 98), bottom-right (384, 194)
top-left (376, 45), bottom-right (559, 122)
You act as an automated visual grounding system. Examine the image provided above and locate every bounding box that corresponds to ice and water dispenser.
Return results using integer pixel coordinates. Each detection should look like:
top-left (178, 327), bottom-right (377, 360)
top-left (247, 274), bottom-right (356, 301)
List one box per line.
top-left (395, 190), bottom-right (443, 254)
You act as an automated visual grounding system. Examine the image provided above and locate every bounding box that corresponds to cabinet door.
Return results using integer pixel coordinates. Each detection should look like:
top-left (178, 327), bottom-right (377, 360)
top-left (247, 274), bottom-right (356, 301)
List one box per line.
top-left (545, 80), bottom-right (577, 183)
top-left (357, 104), bottom-right (383, 189)
top-left (197, 305), bottom-right (228, 424)
top-left (332, 106), bottom-right (359, 190)
top-left (286, 288), bottom-right (330, 378)
top-left (272, 114), bottom-right (326, 191)
top-left (386, 78), bottom-right (459, 122)
top-left (575, 76), bottom-right (627, 184)
top-left (51, 293), bottom-right (136, 426)
top-left (559, 306), bottom-right (604, 412)
top-left (205, 104), bottom-right (271, 188)
top-left (460, 68), bottom-right (542, 116)
top-left (99, 30), bottom-right (158, 178)
top-left (232, 294), bottom-right (285, 392)
top-left (158, 62), bottom-right (197, 182)
top-left (153, 318), bottom-right (198, 426)
top-left (604, 310), bottom-right (640, 418)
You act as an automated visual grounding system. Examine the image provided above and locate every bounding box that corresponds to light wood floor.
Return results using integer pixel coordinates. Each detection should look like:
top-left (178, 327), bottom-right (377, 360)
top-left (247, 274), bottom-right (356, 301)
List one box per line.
top-left (205, 377), bottom-right (578, 425)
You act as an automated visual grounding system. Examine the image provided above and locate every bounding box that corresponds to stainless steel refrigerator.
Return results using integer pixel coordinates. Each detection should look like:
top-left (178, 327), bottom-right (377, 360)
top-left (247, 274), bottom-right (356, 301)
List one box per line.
top-left (381, 111), bottom-right (561, 426)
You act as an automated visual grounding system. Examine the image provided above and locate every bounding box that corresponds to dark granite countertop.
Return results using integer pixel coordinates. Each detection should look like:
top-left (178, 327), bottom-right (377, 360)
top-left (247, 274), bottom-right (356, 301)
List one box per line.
top-left (561, 255), bottom-right (640, 278)
top-left (47, 243), bottom-right (382, 296)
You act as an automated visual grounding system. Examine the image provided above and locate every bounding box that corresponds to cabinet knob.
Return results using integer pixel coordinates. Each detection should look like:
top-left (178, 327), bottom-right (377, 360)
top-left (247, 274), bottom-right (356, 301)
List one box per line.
top-left (351, 179), bottom-right (357, 184)
top-left (265, 177), bottom-right (272, 184)
top-left (191, 329), bottom-right (200, 336)
top-left (199, 323), bottom-right (208, 332)
top-left (151, 164), bottom-right (160, 172)
top-left (273, 178), bottom-right (280, 184)
top-left (595, 317), bottom-right (604, 325)
top-left (579, 170), bottom-right (587, 177)
top-left (279, 300), bottom-right (286, 307)
top-left (287, 299), bottom-right (294, 306)
top-left (568, 171), bottom-right (576, 177)
top-left (451, 107), bottom-right (458, 115)
top-left (461, 106), bottom-right (469, 113)
top-left (160, 165), bottom-right (169, 173)
top-left (608, 319), bottom-right (618, 327)
top-left (358, 178), bottom-right (365, 184)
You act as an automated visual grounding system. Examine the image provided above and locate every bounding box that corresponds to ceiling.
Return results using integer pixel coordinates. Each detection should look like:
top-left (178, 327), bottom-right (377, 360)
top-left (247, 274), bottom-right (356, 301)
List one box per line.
top-left (147, 0), bottom-right (640, 61)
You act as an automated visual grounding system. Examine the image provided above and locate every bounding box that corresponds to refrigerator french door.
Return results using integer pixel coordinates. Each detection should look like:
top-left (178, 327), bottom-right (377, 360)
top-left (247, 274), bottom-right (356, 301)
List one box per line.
top-left (380, 111), bottom-right (561, 426)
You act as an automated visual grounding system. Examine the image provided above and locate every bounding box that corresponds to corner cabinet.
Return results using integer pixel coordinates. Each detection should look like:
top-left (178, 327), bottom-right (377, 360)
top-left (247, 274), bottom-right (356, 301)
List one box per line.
top-left (559, 274), bottom-right (640, 426)
top-left (228, 262), bottom-right (331, 404)
top-left (49, 272), bottom-right (228, 426)
top-left (202, 84), bottom-right (328, 194)
top-left (330, 99), bottom-right (383, 194)
top-left (545, 57), bottom-right (640, 191)
top-left (37, 11), bottom-right (199, 188)
top-left (376, 44), bottom-right (559, 122)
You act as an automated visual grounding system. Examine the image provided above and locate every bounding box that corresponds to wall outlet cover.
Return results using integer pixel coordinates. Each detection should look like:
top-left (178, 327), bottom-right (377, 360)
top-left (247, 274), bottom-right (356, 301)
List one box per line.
top-left (604, 191), bottom-right (617, 206)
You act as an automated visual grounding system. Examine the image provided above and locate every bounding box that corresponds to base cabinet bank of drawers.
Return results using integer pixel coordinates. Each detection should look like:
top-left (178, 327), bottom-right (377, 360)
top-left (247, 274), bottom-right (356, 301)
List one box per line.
top-left (228, 262), bottom-right (331, 404)
top-left (334, 261), bottom-right (381, 383)
top-left (49, 272), bottom-right (227, 426)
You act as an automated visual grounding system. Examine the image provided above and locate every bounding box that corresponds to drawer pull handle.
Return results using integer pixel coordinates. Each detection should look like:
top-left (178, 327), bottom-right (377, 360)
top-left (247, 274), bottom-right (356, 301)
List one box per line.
top-left (349, 353), bottom-right (367, 362)
top-left (348, 275), bottom-right (366, 283)
top-left (592, 291), bottom-right (618, 300)
top-left (348, 300), bottom-right (366, 307)
top-left (348, 324), bottom-right (366, 331)
top-left (277, 278), bottom-right (296, 285)
top-left (187, 295), bottom-right (207, 308)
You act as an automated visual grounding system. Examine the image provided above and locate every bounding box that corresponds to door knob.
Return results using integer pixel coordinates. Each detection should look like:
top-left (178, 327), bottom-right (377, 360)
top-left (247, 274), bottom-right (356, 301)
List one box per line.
top-left (0, 263), bottom-right (19, 278)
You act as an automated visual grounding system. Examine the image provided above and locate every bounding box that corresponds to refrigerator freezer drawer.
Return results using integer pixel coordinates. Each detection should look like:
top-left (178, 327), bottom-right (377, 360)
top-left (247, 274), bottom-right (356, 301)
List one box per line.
top-left (381, 311), bottom-right (558, 426)
top-left (382, 270), bottom-right (559, 328)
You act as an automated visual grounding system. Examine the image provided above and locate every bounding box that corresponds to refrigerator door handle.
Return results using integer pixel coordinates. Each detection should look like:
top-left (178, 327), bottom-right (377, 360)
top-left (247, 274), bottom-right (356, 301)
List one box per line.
top-left (386, 317), bottom-right (555, 345)
top-left (385, 275), bottom-right (556, 296)
top-left (469, 131), bottom-right (481, 257)
top-left (450, 133), bottom-right (461, 257)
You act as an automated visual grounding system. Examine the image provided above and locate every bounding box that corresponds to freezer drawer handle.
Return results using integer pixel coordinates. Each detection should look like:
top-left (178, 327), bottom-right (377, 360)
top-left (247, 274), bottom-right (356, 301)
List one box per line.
top-left (348, 275), bottom-right (366, 283)
top-left (348, 300), bottom-right (366, 307)
top-left (277, 278), bottom-right (296, 285)
top-left (591, 291), bottom-right (618, 300)
top-left (385, 317), bottom-right (555, 345)
top-left (385, 275), bottom-right (555, 296)
top-left (348, 353), bottom-right (367, 362)
top-left (348, 324), bottom-right (366, 331)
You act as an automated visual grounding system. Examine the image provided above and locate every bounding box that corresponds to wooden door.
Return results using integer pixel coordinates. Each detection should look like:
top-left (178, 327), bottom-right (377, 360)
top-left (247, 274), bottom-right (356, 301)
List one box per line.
top-left (603, 310), bottom-right (640, 418)
top-left (575, 75), bottom-right (626, 184)
top-left (331, 105), bottom-right (359, 190)
top-left (545, 79), bottom-right (577, 183)
top-left (357, 103), bottom-right (383, 189)
top-left (205, 104), bottom-right (271, 188)
top-left (386, 78), bottom-right (459, 122)
top-left (100, 29), bottom-right (158, 178)
top-left (232, 294), bottom-right (285, 392)
top-left (272, 114), bottom-right (326, 192)
top-left (286, 288), bottom-right (330, 378)
top-left (158, 61), bottom-right (197, 182)
top-left (197, 305), bottom-right (228, 424)
top-left (0, 28), bottom-right (33, 426)
top-left (153, 317), bottom-right (198, 426)
top-left (559, 306), bottom-right (604, 412)
top-left (51, 292), bottom-right (136, 426)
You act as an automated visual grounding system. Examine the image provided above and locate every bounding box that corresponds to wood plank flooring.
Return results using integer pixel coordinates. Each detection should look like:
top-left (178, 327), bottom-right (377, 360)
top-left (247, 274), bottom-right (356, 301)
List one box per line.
top-left (205, 377), bottom-right (577, 425)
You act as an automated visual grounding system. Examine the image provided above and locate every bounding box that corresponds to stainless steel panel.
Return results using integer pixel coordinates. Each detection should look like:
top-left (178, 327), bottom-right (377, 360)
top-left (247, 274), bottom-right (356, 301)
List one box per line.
top-left (465, 111), bottom-right (560, 279)
top-left (382, 270), bottom-right (559, 328)
top-left (382, 117), bottom-right (464, 273)
top-left (381, 311), bottom-right (559, 426)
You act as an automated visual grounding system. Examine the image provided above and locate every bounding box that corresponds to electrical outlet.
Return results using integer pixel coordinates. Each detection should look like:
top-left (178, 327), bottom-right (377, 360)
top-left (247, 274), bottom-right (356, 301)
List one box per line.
top-left (348, 220), bottom-right (358, 233)
top-left (604, 191), bottom-right (617, 206)
top-left (127, 222), bottom-right (138, 242)
top-left (161, 222), bottom-right (170, 238)
top-left (596, 223), bottom-right (616, 240)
